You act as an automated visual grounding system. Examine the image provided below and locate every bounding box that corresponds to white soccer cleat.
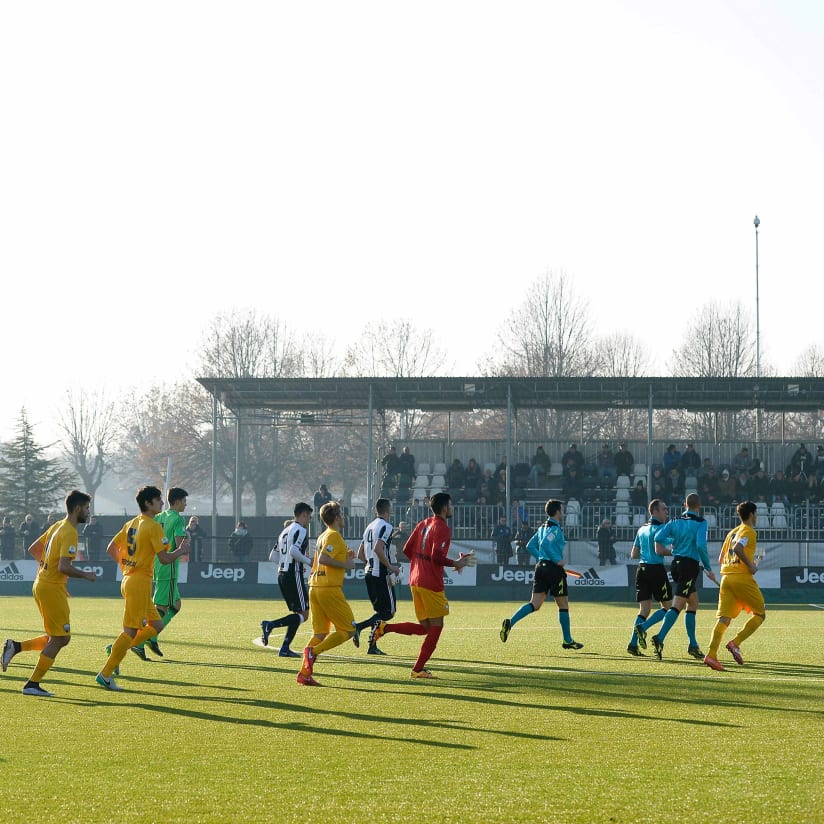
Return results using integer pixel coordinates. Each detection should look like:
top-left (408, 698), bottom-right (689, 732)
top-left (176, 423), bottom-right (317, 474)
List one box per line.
top-left (2, 639), bottom-right (16, 672)
top-left (96, 672), bottom-right (124, 691)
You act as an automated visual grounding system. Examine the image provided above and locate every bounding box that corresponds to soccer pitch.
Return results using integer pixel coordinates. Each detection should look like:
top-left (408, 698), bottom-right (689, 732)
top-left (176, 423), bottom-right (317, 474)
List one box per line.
top-left (1, 596), bottom-right (822, 824)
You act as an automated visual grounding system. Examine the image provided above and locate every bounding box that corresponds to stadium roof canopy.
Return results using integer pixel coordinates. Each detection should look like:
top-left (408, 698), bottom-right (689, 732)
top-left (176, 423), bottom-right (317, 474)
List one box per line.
top-left (197, 376), bottom-right (824, 417)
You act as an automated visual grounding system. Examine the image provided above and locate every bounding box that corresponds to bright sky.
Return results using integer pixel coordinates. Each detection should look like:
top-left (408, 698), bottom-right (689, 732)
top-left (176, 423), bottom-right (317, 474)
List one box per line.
top-left (1, 1), bottom-right (822, 444)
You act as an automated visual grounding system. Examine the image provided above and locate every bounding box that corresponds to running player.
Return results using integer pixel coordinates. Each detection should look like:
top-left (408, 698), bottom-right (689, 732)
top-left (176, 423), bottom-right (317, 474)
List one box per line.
top-left (499, 499), bottom-right (584, 651)
top-left (297, 501), bottom-right (357, 686)
top-left (2, 491), bottom-right (96, 696)
top-left (371, 492), bottom-right (472, 678)
top-left (96, 485), bottom-right (189, 690)
top-left (627, 499), bottom-right (673, 656)
top-left (132, 486), bottom-right (190, 660)
top-left (261, 502), bottom-right (313, 658)
top-left (703, 501), bottom-right (766, 671)
top-left (352, 498), bottom-right (400, 655)
top-left (649, 492), bottom-right (717, 660)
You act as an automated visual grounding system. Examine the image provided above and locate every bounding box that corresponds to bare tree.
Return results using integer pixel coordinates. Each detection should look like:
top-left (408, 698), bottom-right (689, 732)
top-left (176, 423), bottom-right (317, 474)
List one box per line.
top-left (343, 319), bottom-right (449, 440)
top-left (667, 300), bottom-right (759, 441)
top-left (57, 390), bottom-right (117, 512)
top-left (484, 270), bottom-right (594, 440)
top-left (793, 344), bottom-right (824, 377)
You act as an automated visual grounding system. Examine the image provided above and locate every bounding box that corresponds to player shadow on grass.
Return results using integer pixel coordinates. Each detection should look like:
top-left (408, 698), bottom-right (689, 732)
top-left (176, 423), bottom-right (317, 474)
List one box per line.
top-left (48, 665), bottom-right (252, 692)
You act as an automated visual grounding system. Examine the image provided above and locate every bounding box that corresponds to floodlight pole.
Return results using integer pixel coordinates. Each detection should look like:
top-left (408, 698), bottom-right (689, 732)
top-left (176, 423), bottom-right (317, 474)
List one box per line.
top-left (754, 215), bottom-right (761, 445)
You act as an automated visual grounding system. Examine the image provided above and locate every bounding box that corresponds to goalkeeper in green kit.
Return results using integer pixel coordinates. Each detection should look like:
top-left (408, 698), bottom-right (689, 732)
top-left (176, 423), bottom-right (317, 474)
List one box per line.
top-left (133, 487), bottom-right (190, 660)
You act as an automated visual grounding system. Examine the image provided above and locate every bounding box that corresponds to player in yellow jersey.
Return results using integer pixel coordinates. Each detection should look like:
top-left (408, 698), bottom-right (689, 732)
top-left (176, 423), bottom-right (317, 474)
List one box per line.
top-left (2, 491), bottom-right (96, 697)
top-left (96, 485), bottom-right (189, 690)
top-left (297, 501), bottom-right (357, 686)
top-left (703, 501), bottom-right (766, 671)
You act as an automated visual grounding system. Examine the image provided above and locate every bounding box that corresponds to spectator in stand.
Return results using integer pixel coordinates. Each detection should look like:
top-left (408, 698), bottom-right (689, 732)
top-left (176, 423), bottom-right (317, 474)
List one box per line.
top-left (528, 446), bottom-right (551, 486)
top-left (186, 515), bottom-right (206, 562)
top-left (717, 469), bottom-right (737, 505)
top-left (814, 446), bottom-right (824, 483)
top-left (789, 443), bottom-right (813, 479)
top-left (697, 457), bottom-right (716, 479)
top-left (495, 469), bottom-right (508, 505)
top-left (228, 521), bottom-right (253, 558)
top-left (381, 446), bottom-right (400, 481)
top-left (596, 444), bottom-right (616, 486)
top-left (680, 443), bottom-right (702, 474)
top-left (630, 480), bottom-right (648, 509)
top-left (494, 456), bottom-right (510, 486)
top-left (18, 514), bottom-right (41, 555)
top-left (398, 446), bottom-right (416, 478)
top-left (82, 515), bottom-right (104, 562)
top-left (561, 443), bottom-right (584, 477)
top-left (749, 468), bottom-right (770, 503)
top-left (650, 467), bottom-right (668, 502)
top-left (394, 521), bottom-right (410, 554)
top-left (735, 471), bottom-right (750, 503)
top-left (491, 516), bottom-right (513, 565)
top-left (769, 470), bottom-right (790, 508)
top-left (510, 520), bottom-right (531, 566)
top-left (698, 468), bottom-right (720, 507)
top-left (614, 442), bottom-right (634, 477)
top-left (786, 472), bottom-right (807, 505)
top-left (666, 467), bottom-right (685, 505)
top-left (663, 444), bottom-right (682, 474)
top-left (445, 458), bottom-right (465, 490)
top-left (596, 519), bottom-right (617, 565)
top-left (732, 447), bottom-right (751, 477)
top-left (562, 467), bottom-right (584, 502)
top-left (1, 516), bottom-right (16, 560)
top-left (464, 458), bottom-right (482, 491)
top-left (482, 468), bottom-right (498, 503)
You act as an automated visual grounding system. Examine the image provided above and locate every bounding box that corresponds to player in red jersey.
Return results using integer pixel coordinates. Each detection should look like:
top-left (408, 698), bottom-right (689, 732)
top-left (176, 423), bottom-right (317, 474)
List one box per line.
top-left (371, 492), bottom-right (472, 678)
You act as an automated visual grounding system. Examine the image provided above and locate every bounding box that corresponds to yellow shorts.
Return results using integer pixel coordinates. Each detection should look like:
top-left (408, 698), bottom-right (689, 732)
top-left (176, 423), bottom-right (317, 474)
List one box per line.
top-left (410, 586), bottom-right (449, 622)
top-left (121, 574), bottom-right (162, 629)
top-left (309, 587), bottom-right (355, 636)
top-left (717, 574), bottom-right (765, 619)
top-left (32, 581), bottom-right (71, 637)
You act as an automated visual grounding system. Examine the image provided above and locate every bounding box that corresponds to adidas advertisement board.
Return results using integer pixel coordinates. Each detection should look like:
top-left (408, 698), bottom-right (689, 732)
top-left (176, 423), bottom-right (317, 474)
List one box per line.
top-left (0, 560), bottom-right (38, 582)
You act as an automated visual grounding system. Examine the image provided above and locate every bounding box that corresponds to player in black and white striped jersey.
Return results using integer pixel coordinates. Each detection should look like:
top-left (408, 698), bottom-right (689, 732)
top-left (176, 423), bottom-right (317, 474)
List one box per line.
top-left (260, 502), bottom-right (313, 657)
top-left (352, 498), bottom-right (401, 655)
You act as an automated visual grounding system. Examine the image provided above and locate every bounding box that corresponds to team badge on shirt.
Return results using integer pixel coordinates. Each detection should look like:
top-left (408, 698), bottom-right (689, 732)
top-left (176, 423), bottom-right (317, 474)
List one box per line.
top-left (68, 545), bottom-right (77, 556)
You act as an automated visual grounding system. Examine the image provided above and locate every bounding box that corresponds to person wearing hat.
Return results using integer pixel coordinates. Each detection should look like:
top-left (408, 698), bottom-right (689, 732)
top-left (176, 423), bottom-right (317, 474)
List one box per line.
top-left (717, 468), bottom-right (737, 505)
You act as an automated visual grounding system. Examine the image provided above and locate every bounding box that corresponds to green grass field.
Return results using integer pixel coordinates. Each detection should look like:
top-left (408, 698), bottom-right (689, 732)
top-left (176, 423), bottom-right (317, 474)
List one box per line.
top-left (1, 595), bottom-right (823, 823)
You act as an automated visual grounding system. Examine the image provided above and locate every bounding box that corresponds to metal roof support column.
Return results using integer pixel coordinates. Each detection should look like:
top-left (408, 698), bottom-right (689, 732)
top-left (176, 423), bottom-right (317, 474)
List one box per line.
top-left (367, 384), bottom-right (374, 514)
top-left (234, 414), bottom-right (241, 521)
top-left (647, 384), bottom-right (653, 495)
top-left (506, 385), bottom-right (512, 526)
top-left (211, 392), bottom-right (218, 563)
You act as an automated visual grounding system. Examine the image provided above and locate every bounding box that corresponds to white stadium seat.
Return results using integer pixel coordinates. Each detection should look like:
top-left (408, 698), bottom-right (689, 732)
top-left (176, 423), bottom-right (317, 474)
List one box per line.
top-left (632, 463), bottom-right (647, 477)
top-left (433, 462), bottom-right (447, 475)
top-left (417, 462), bottom-right (431, 476)
top-left (414, 475), bottom-right (429, 488)
top-left (550, 462), bottom-right (563, 476)
top-left (566, 513), bottom-right (580, 527)
top-left (430, 474), bottom-right (446, 488)
top-left (615, 488), bottom-right (630, 502)
top-left (412, 488), bottom-right (427, 501)
top-left (566, 499), bottom-right (581, 513)
top-left (616, 514), bottom-right (630, 527)
top-left (616, 475), bottom-right (631, 489)
top-left (632, 512), bottom-right (646, 527)
top-left (756, 514), bottom-right (770, 529)
top-left (772, 514), bottom-right (787, 528)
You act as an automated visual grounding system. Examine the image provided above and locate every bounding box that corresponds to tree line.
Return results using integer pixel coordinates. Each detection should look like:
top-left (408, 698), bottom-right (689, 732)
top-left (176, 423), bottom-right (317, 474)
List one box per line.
top-left (0, 272), bottom-right (820, 519)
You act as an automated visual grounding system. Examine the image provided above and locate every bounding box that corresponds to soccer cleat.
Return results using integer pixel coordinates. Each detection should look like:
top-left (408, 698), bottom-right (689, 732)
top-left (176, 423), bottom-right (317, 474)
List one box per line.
top-left (22, 683), bottom-right (54, 697)
top-left (95, 672), bottom-right (124, 691)
top-left (2, 639), bottom-right (17, 672)
top-left (367, 646), bottom-right (387, 655)
top-left (279, 648), bottom-right (301, 658)
top-left (726, 640), bottom-right (744, 665)
top-left (634, 624), bottom-right (648, 650)
top-left (296, 672), bottom-right (321, 686)
top-left (370, 621), bottom-right (387, 645)
top-left (302, 646), bottom-right (316, 677)
top-left (687, 645), bottom-right (705, 660)
top-left (703, 655), bottom-right (725, 671)
top-left (627, 644), bottom-right (644, 657)
top-left (261, 621), bottom-right (273, 647)
top-left (351, 624), bottom-right (361, 648)
top-left (410, 668), bottom-right (435, 679)
top-left (105, 645), bottom-right (120, 677)
top-left (651, 635), bottom-right (664, 660)
top-left (562, 641), bottom-right (584, 650)
top-left (500, 618), bottom-right (511, 643)
top-left (131, 646), bottom-right (149, 661)
top-left (147, 639), bottom-right (163, 657)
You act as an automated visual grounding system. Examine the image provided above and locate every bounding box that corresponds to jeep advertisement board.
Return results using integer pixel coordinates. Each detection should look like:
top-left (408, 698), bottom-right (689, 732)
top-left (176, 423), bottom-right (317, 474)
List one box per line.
top-left (780, 567), bottom-right (824, 588)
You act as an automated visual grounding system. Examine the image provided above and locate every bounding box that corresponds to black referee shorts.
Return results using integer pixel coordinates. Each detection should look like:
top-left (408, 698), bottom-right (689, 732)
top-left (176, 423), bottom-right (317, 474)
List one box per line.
top-left (635, 563), bottom-right (673, 603)
top-left (532, 560), bottom-right (567, 598)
